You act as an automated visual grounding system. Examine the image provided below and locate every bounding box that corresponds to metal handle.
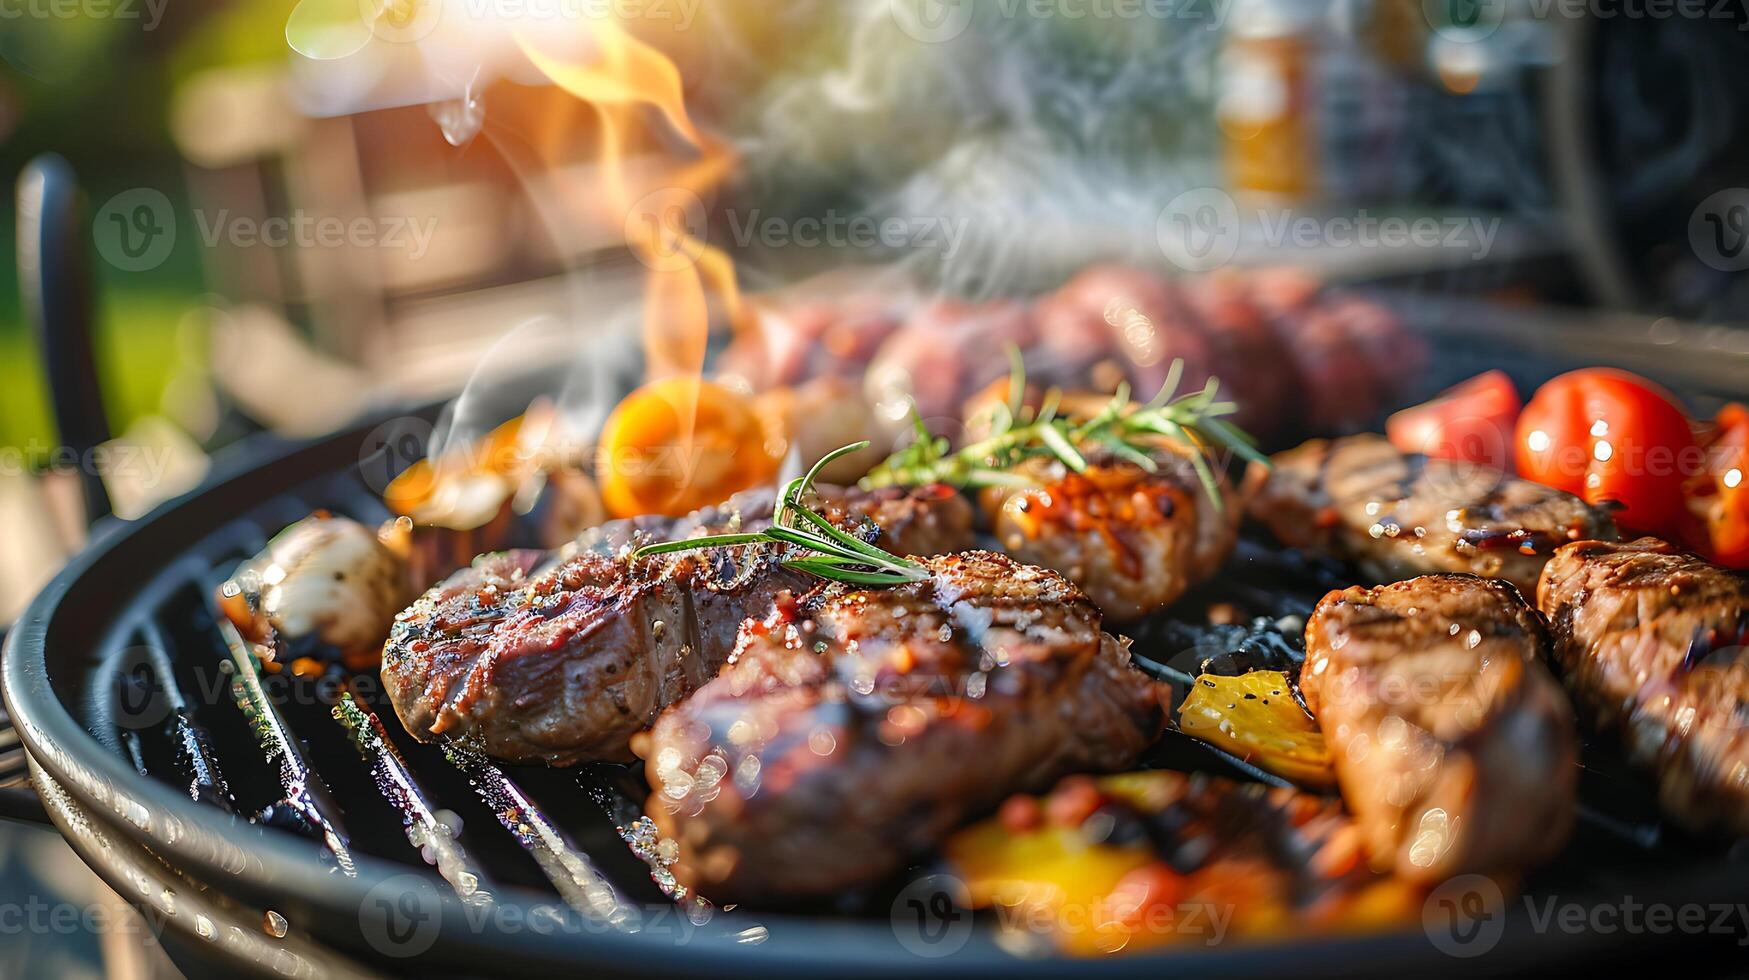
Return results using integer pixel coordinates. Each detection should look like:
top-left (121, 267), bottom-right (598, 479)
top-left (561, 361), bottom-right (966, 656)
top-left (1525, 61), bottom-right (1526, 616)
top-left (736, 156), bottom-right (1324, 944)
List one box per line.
top-left (17, 154), bottom-right (113, 527)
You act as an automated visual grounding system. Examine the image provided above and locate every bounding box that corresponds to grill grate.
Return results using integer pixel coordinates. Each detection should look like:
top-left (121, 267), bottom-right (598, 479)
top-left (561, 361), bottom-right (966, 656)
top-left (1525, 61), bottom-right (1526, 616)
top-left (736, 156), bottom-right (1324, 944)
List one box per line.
top-left (102, 469), bottom-right (699, 939)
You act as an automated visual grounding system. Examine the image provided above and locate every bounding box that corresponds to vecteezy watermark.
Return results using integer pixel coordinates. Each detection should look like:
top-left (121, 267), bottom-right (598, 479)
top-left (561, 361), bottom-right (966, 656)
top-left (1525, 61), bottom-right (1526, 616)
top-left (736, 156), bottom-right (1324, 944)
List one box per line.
top-left (890, 872), bottom-right (1235, 957)
top-left (192, 210), bottom-right (438, 261)
top-left (1426, 0), bottom-right (1749, 42)
top-left (92, 188), bottom-right (177, 273)
top-left (1157, 188), bottom-right (1500, 272)
top-left (91, 189), bottom-right (440, 272)
top-left (360, 875), bottom-right (712, 959)
top-left (1690, 187), bottom-right (1749, 272)
top-left (0, 0), bottom-right (170, 30)
top-left (891, 874), bottom-right (975, 957)
top-left (0, 439), bottom-right (178, 488)
top-left (889, 0), bottom-right (1231, 44)
top-left (0, 896), bottom-right (165, 945)
top-left (620, 187), bottom-right (974, 270)
top-left (725, 209), bottom-right (971, 260)
top-left (1424, 875), bottom-right (1749, 957)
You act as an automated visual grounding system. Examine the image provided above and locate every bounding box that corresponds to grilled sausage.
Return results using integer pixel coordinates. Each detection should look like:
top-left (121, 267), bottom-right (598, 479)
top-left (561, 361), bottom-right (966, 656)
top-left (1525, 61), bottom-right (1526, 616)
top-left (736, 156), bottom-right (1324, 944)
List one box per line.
top-left (1302, 575), bottom-right (1578, 881)
top-left (640, 551), bottom-right (1165, 899)
top-left (1251, 434), bottom-right (1617, 595)
top-left (382, 486), bottom-right (974, 765)
top-left (978, 448), bottom-right (1239, 621)
top-left (1537, 538), bottom-right (1749, 835)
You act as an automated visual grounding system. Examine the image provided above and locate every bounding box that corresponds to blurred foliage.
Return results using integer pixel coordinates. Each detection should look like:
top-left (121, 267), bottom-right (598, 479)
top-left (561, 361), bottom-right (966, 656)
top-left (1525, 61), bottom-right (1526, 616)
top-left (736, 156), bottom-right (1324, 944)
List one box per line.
top-left (1, 0), bottom-right (298, 455)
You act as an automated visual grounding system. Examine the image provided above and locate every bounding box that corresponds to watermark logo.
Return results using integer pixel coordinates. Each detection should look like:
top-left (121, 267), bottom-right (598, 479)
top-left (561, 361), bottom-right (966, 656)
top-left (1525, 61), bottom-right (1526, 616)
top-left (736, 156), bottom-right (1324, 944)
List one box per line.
top-left (93, 188), bottom-right (177, 273)
top-left (890, 0), bottom-right (977, 43)
top-left (723, 208), bottom-right (971, 259)
top-left (360, 873), bottom-right (445, 958)
top-left (111, 646), bottom-right (173, 731)
top-left (625, 187), bottom-right (710, 273)
top-left (358, 416), bottom-right (436, 495)
top-left (891, 873), bottom-right (973, 958)
top-left (1157, 187), bottom-right (1240, 273)
top-left (1423, 873), bottom-right (1507, 957)
top-left (1691, 187), bottom-right (1749, 272)
top-left (360, 0), bottom-right (442, 44)
top-left (1423, 0), bottom-right (1508, 40)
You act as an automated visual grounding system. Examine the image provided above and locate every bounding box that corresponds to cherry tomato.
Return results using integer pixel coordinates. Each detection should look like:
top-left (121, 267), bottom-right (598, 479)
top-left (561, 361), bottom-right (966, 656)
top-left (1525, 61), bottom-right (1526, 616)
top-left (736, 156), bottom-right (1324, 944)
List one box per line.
top-left (1386, 370), bottom-right (1521, 471)
top-left (1515, 369), bottom-right (1698, 534)
top-left (1691, 403), bottom-right (1749, 567)
top-left (596, 377), bottom-right (780, 518)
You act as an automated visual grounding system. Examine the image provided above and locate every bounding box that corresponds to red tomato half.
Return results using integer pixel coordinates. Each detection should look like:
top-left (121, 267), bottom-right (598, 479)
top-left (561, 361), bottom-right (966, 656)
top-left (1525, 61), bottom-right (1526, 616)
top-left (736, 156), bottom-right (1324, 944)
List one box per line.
top-left (1515, 369), bottom-right (1698, 534)
top-left (1692, 403), bottom-right (1749, 568)
top-left (1386, 370), bottom-right (1521, 471)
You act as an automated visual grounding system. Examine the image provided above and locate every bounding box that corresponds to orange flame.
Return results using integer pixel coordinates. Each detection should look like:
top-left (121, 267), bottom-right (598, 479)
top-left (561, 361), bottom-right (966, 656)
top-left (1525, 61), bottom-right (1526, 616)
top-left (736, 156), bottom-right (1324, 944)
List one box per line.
top-left (514, 21), bottom-right (745, 402)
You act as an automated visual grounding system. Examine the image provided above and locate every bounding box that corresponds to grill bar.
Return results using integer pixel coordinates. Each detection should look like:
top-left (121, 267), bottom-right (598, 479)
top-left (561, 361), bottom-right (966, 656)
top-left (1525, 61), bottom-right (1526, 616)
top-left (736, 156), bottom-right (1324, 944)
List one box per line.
top-left (333, 691), bottom-right (493, 904)
top-left (214, 614), bottom-right (357, 875)
top-left (136, 620), bottom-right (233, 809)
top-left (445, 745), bottom-right (637, 926)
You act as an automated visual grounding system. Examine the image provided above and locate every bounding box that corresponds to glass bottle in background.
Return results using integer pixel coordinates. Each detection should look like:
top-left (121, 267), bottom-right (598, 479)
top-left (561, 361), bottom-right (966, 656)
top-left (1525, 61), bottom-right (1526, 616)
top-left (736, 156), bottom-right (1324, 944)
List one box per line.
top-left (1218, 0), bottom-right (1323, 201)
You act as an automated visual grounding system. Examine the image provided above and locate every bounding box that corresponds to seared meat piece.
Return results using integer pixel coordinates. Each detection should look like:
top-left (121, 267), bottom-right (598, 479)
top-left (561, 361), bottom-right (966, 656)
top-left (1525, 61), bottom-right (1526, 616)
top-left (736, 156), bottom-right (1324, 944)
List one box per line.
top-left (1251, 434), bottom-right (1616, 595)
top-left (641, 551), bottom-right (1165, 899)
top-left (383, 486), bottom-right (974, 765)
top-left (1242, 268), bottom-right (1425, 433)
top-left (978, 448), bottom-right (1239, 621)
top-left (864, 299), bottom-right (1037, 425)
top-left (1537, 538), bottom-right (1749, 835)
top-left (1031, 264), bottom-right (1219, 400)
top-left (718, 296), bottom-right (906, 390)
top-left (1302, 575), bottom-right (1578, 882)
top-left (566, 482), bottom-right (975, 562)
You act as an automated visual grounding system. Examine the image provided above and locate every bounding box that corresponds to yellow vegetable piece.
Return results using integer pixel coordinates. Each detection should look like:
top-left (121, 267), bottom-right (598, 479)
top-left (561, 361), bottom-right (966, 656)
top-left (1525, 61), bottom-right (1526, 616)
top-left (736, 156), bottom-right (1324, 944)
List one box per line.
top-left (597, 377), bottom-right (780, 518)
top-left (1176, 670), bottom-right (1336, 788)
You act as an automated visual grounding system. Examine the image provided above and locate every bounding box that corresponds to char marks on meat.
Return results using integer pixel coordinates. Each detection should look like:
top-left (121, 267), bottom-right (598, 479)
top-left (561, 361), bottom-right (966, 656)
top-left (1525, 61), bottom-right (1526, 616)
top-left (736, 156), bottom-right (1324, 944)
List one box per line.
top-left (381, 485), bottom-right (973, 765)
top-left (641, 551), bottom-right (1165, 899)
top-left (979, 447), bottom-right (1239, 621)
top-left (1252, 434), bottom-right (1616, 595)
top-left (1303, 575), bottom-right (1578, 881)
top-left (1538, 538), bottom-right (1749, 836)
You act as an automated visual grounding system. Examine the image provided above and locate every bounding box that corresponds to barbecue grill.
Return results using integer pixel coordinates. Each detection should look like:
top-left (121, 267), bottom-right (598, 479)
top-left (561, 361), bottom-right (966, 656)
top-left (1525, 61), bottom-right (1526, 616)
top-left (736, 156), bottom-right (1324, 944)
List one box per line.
top-left (6, 162), bottom-right (1749, 979)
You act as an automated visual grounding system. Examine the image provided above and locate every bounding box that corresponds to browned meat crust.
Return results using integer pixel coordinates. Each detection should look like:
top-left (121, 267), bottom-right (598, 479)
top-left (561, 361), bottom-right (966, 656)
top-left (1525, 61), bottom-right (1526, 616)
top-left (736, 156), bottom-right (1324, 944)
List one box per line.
top-left (1537, 538), bottom-right (1749, 835)
top-left (640, 551), bottom-right (1165, 899)
top-left (1251, 434), bottom-right (1616, 595)
top-left (1303, 575), bottom-right (1578, 882)
top-left (381, 486), bottom-right (974, 765)
top-left (978, 449), bottom-right (1238, 621)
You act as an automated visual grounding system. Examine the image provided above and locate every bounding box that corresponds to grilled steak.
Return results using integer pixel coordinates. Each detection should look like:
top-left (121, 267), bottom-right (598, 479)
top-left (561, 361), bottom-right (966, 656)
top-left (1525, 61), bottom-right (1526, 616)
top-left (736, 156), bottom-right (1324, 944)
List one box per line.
top-left (1537, 538), bottom-right (1749, 835)
top-left (381, 486), bottom-right (973, 765)
top-left (640, 551), bottom-right (1165, 899)
top-left (1302, 575), bottom-right (1578, 881)
top-left (979, 448), bottom-right (1239, 621)
top-left (1251, 434), bottom-right (1616, 595)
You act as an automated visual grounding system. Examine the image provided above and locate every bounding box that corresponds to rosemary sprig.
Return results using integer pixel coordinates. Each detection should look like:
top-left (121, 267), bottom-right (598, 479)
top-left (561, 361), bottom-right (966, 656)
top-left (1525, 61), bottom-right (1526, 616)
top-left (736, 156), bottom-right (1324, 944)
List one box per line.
top-left (860, 352), bottom-right (1268, 511)
top-left (630, 442), bottom-right (928, 586)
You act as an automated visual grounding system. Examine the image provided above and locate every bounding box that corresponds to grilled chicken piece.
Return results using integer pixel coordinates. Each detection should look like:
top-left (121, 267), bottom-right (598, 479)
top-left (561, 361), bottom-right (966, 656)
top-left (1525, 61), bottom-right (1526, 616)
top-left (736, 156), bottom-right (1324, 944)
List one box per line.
top-left (1250, 434), bottom-right (1616, 595)
top-left (1537, 538), bottom-right (1749, 835)
top-left (1302, 575), bottom-right (1578, 882)
top-left (978, 449), bottom-right (1239, 621)
top-left (382, 486), bottom-right (974, 765)
top-left (640, 551), bottom-right (1165, 899)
